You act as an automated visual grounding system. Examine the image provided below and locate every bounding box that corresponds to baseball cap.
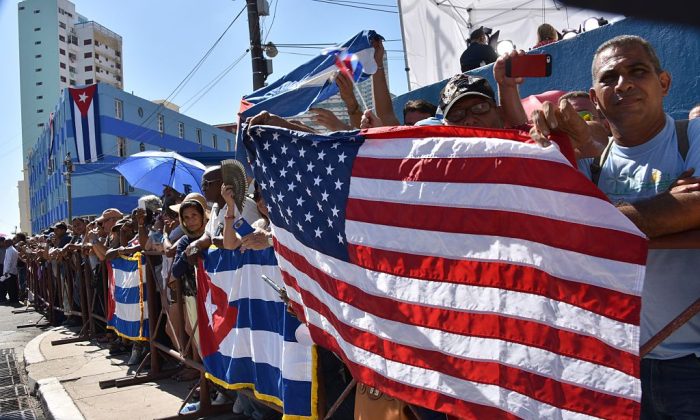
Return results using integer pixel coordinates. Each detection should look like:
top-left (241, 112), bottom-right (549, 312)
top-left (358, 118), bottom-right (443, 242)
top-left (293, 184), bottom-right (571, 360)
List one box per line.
top-left (438, 74), bottom-right (496, 119)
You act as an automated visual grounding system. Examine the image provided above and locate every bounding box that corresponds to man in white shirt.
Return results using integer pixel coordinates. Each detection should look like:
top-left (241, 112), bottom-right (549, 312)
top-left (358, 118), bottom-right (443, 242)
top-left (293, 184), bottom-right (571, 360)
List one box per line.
top-left (2, 233), bottom-right (26, 303)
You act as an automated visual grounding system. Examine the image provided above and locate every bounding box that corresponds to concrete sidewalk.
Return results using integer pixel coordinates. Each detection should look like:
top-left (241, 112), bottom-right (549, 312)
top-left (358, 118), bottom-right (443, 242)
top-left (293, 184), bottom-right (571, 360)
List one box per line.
top-left (23, 327), bottom-right (201, 420)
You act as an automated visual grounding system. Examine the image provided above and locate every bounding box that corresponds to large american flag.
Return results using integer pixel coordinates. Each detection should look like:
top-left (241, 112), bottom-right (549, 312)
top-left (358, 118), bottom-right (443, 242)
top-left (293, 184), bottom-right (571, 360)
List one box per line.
top-left (245, 125), bottom-right (647, 419)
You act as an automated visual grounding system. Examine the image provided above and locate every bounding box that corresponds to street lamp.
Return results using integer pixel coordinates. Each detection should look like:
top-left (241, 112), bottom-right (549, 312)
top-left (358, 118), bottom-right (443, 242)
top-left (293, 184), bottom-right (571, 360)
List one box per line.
top-left (64, 152), bottom-right (74, 222)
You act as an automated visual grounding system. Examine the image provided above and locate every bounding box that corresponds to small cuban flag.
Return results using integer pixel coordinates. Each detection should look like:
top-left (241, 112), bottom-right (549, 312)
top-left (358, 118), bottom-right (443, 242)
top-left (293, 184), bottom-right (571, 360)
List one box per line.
top-left (68, 84), bottom-right (103, 164)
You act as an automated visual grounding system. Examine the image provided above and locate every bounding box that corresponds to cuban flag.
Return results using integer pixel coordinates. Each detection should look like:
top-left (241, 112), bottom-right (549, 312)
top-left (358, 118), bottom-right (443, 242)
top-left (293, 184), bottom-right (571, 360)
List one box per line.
top-left (106, 254), bottom-right (150, 341)
top-left (68, 84), bottom-right (103, 164)
top-left (196, 247), bottom-right (317, 419)
top-left (323, 47), bottom-right (363, 83)
top-left (239, 30), bottom-right (381, 121)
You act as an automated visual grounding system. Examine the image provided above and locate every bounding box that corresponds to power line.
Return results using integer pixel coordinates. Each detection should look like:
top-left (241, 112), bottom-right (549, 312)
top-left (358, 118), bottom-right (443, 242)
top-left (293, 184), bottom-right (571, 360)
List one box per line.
top-left (182, 50), bottom-right (250, 113)
top-left (309, 0), bottom-right (398, 13)
top-left (128, 4), bottom-right (247, 145)
top-left (317, 0), bottom-right (397, 8)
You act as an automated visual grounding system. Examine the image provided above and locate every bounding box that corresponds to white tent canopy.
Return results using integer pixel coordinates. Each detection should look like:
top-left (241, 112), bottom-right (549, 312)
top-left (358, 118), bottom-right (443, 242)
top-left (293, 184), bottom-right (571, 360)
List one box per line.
top-left (397, 0), bottom-right (622, 89)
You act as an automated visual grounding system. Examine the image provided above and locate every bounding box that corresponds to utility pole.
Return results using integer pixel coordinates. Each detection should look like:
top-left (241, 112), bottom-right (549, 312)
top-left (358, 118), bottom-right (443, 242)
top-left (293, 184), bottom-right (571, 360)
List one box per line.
top-left (64, 152), bottom-right (74, 222)
top-left (246, 0), bottom-right (267, 90)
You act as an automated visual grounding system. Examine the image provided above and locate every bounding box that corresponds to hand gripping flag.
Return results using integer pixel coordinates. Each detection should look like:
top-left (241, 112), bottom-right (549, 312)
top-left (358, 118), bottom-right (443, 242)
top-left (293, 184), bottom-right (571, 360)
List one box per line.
top-left (244, 125), bottom-right (648, 419)
top-left (196, 247), bottom-right (318, 419)
top-left (68, 84), bottom-right (103, 164)
top-left (106, 254), bottom-right (149, 340)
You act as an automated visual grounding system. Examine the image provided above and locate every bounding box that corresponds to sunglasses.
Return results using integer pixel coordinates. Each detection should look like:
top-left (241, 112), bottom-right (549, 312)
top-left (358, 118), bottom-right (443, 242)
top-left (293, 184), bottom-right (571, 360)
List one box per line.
top-left (201, 178), bottom-right (222, 189)
top-left (445, 101), bottom-right (492, 123)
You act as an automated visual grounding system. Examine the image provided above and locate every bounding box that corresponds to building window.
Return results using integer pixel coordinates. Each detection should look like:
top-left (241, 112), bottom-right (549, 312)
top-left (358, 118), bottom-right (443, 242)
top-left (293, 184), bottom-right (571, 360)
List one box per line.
top-left (37, 109), bottom-right (44, 113)
top-left (58, 34), bottom-right (65, 42)
top-left (37, 123), bottom-right (44, 128)
top-left (178, 122), bottom-right (184, 138)
top-left (59, 48), bottom-right (65, 55)
top-left (84, 39), bottom-right (92, 45)
top-left (36, 95), bottom-right (43, 100)
top-left (196, 128), bottom-right (202, 144)
top-left (60, 76), bottom-right (66, 82)
top-left (84, 52), bottom-right (92, 59)
top-left (95, 53), bottom-right (100, 59)
top-left (34, 27), bottom-right (41, 31)
top-left (35, 54), bottom-right (41, 58)
top-left (69, 79), bottom-right (76, 85)
top-left (117, 137), bottom-right (126, 157)
top-left (60, 62), bottom-right (66, 69)
top-left (34, 9), bottom-right (40, 13)
top-left (116, 75), bottom-right (122, 82)
top-left (35, 68), bottom-right (41, 72)
top-left (116, 63), bottom-right (121, 69)
top-left (19, 6), bottom-right (24, 10)
top-left (34, 41), bottom-right (41, 45)
top-left (157, 114), bottom-right (164, 133)
top-left (115, 50), bottom-right (121, 57)
top-left (36, 81), bottom-right (42, 86)
top-left (114, 99), bottom-right (123, 120)
top-left (119, 176), bottom-right (127, 195)
top-left (84, 65), bottom-right (93, 71)
top-left (95, 41), bottom-right (100, 47)
top-left (68, 66), bottom-right (75, 73)
top-left (85, 78), bottom-right (93, 84)
top-left (59, 21), bottom-right (66, 29)
top-left (212, 135), bottom-right (218, 149)
top-left (68, 52), bottom-right (76, 61)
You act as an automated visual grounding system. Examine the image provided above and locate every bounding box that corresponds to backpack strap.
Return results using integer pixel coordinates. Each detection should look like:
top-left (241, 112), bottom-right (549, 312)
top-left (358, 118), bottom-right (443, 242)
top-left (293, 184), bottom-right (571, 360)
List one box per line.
top-left (675, 119), bottom-right (690, 161)
top-left (590, 139), bottom-right (615, 186)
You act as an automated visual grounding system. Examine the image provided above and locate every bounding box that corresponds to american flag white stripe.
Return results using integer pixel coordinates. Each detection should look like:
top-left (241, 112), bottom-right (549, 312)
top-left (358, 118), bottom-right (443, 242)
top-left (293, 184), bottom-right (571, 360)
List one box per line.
top-left (356, 135), bottom-right (571, 164)
top-left (274, 226), bottom-right (638, 353)
top-left (275, 237), bottom-right (640, 400)
top-left (349, 177), bottom-right (643, 236)
top-left (346, 220), bottom-right (644, 297)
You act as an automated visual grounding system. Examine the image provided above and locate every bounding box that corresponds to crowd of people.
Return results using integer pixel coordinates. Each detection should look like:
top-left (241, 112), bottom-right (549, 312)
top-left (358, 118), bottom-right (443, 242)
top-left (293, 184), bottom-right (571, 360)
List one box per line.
top-left (3, 32), bottom-right (699, 419)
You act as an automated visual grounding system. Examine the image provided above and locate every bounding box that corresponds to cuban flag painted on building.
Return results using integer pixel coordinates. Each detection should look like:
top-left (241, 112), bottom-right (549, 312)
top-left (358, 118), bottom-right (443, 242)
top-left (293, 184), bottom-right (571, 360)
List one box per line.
top-left (106, 254), bottom-right (149, 341)
top-left (68, 84), bottom-right (103, 164)
top-left (196, 247), bottom-right (318, 419)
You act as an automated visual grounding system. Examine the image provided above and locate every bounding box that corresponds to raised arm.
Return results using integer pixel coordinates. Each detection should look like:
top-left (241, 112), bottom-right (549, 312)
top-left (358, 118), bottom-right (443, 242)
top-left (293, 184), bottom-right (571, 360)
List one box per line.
top-left (370, 38), bottom-right (400, 126)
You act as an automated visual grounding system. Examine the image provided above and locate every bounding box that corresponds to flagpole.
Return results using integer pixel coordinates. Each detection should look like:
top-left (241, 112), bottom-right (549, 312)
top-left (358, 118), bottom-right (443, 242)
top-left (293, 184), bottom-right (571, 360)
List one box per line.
top-left (396, 0), bottom-right (412, 92)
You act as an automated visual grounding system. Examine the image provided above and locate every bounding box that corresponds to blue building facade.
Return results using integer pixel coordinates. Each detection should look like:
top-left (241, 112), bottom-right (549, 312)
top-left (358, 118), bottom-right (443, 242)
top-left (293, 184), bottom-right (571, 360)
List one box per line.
top-left (392, 18), bottom-right (700, 122)
top-left (28, 83), bottom-right (235, 232)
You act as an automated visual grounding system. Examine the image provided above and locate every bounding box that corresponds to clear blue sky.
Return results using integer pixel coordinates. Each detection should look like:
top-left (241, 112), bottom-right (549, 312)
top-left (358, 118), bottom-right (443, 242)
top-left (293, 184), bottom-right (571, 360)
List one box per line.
top-left (0, 0), bottom-right (407, 234)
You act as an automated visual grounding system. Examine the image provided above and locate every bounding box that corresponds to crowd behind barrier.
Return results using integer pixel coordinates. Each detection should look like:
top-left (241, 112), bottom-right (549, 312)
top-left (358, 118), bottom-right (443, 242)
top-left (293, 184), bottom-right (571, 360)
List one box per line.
top-left (4, 28), bottom-right (700, 420)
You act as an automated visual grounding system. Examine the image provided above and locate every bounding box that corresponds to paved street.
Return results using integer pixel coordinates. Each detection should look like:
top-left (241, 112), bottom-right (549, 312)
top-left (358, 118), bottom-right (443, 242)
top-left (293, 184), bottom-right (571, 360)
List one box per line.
top-left (0, 301), bottom-right (46, 419)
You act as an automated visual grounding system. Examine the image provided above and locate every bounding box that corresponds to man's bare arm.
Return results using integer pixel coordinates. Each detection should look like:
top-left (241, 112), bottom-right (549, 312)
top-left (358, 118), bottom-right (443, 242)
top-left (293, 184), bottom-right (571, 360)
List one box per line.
top-left (617, 191), bottom-right (700, 238)
top-left (649, 229), bottom-right (700, 249)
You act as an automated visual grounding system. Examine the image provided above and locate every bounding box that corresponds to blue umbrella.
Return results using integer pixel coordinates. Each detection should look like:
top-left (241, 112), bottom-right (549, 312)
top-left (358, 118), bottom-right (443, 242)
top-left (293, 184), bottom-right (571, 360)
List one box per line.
top-left (114, 151), bottom-right (206, 195)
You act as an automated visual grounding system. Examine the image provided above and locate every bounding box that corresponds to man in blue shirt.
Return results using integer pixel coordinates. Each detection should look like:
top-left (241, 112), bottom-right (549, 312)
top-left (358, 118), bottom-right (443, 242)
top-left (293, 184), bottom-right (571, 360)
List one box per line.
top-left (533, 35), bottom-right (700, 418)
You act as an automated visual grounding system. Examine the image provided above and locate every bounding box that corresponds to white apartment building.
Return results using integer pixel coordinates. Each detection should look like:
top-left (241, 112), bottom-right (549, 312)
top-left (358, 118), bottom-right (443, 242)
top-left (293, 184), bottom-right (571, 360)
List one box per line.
top-left (17, 0), bottom-right (123, 233)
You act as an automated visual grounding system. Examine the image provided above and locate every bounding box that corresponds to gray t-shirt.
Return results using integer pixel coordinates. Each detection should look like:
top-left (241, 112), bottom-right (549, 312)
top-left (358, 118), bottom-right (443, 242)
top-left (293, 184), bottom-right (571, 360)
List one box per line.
top-left (580, 115), bottom-right (700, 359)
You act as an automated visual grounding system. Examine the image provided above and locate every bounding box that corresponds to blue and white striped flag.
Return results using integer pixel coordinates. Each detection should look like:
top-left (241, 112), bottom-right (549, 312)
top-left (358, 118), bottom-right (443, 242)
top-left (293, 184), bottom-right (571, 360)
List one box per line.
top-left (196, 247), bottom-right (318, 419)
top-left (107, 254), bottom-right (150, 341)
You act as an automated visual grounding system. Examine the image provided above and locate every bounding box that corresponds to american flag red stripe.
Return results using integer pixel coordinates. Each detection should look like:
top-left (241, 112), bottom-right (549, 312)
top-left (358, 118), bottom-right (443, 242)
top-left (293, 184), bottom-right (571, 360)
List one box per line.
top-left (248, 125), bottom-right (645, 419)
top-left (348, 245), bottom-right (641, 325)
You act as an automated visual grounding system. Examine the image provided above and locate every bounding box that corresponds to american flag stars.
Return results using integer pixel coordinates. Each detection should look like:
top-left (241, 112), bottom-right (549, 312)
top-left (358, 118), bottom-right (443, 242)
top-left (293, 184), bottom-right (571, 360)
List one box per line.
top-left (246, 126), bottom-right (363, 260)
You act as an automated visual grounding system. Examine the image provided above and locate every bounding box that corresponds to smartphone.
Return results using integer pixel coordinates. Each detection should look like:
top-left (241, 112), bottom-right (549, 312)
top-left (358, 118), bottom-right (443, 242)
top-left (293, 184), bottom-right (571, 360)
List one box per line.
top-left (505, 54), bottom-right (552, 77)
top-left (233, 218), bottom-right (255, 237)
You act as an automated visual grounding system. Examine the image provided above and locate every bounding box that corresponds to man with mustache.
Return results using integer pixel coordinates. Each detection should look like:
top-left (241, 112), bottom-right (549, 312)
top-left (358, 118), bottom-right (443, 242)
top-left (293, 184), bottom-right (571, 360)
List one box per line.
top-left (535, 35), bottom-right (700, 419)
